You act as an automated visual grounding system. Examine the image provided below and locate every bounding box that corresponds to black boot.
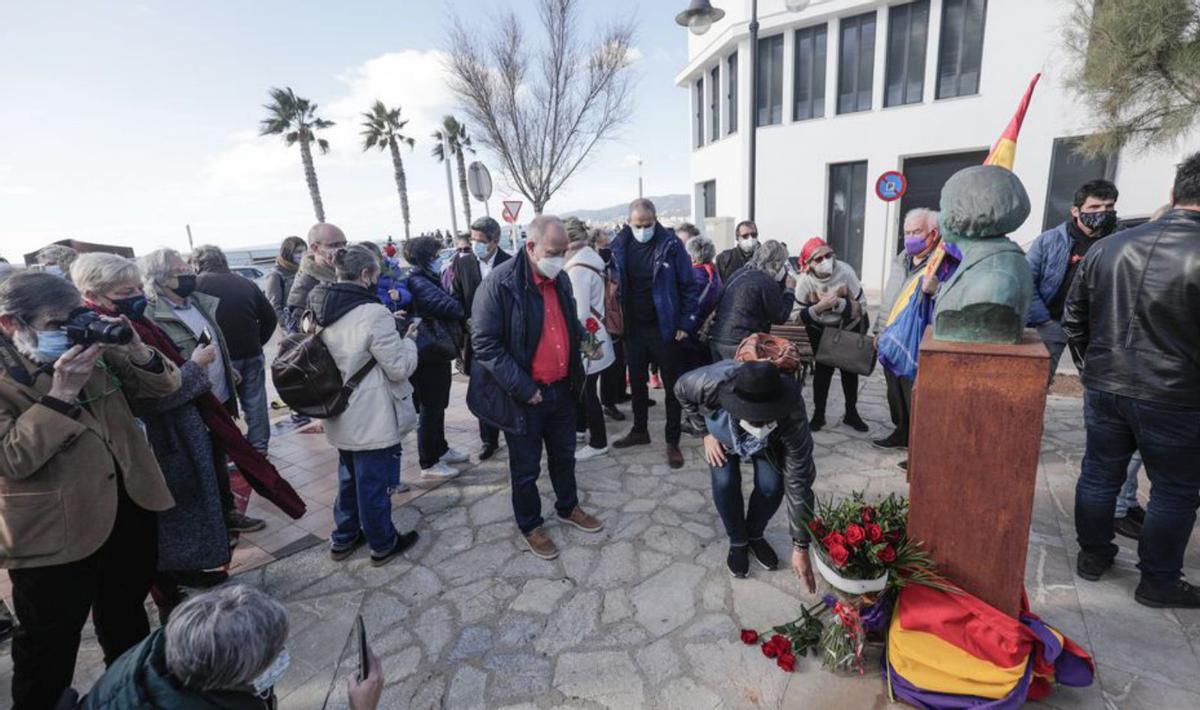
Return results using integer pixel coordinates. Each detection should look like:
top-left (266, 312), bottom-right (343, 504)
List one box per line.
top-left (810, 411), bottom-right (827, 432)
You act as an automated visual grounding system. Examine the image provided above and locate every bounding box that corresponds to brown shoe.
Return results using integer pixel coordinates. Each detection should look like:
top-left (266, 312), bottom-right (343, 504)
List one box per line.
top-left (667, 444), bottom-right (684, 469)
top-left (612, 429), bottom-right (651, 448)
top-left (558, 507), bottom-right (603, 533)
top-left (523, 527), bottom-right (559, 560)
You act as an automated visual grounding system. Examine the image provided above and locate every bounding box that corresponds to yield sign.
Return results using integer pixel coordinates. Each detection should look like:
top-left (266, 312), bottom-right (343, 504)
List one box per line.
top-left (502, 200), bottom-right (523, 224)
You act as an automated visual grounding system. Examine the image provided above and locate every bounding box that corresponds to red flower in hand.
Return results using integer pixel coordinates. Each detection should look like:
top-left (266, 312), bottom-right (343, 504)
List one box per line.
top-left (878, 545), bottom-right (897, 563)
top-left (740, 629), bottom-right (759, 645)
top-left (861, 506), bottom-right (876, 523)
top-left (828, 543), bottom-right (850, 567)
top-left (585, 317), bottom-right (601, 334)
top-left (822, 531), bottom-right (845, 550)
top-left (844, 524), bottom-right (866, 547)
top-left (777, 652), bottom-right (797, 672)
top-left (865, 523), bottom-right (883, 543)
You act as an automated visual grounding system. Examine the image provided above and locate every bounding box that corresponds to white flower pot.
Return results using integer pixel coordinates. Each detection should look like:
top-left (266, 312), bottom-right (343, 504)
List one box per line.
top-left (812, 547), bottom-right (889, 595)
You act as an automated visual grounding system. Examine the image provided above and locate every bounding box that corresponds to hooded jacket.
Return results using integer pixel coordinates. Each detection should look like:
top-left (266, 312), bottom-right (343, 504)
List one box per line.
top-left (309, 282), bottom-right (419, 451)
top-left (566, 246), bottom-right (616, 375)
top-left (285, 253), bottom-right (336, 332)
top-left (610, 223), bottom-right (700, 344)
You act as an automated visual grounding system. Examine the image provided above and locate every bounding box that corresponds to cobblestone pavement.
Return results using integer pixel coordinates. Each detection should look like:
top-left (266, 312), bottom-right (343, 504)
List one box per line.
top-left (2, 369), bottom-right (1199, 708)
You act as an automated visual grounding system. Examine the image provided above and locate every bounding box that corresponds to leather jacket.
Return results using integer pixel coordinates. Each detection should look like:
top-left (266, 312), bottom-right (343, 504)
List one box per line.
top-left (674, 361), bottom-right (817, 543)
top-left (1063, 209), bottom-right (1200, 407)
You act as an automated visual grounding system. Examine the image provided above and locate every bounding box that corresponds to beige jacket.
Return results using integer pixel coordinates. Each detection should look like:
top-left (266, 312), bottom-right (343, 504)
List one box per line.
top-left (0, 344), bottom-right (180, 569)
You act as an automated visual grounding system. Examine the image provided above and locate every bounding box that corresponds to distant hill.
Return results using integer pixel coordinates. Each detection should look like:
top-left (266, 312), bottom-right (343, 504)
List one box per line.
top-left (563, 194), bottom-right (691, 225)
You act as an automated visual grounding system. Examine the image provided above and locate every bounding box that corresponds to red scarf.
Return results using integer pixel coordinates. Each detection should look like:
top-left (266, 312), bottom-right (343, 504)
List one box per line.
top-left (88, 302), bottom-right (305, 519)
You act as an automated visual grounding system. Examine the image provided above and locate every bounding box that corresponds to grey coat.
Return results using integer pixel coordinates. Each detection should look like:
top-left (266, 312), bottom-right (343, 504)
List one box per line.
top-left (132, 361), bottom-right (231, 572)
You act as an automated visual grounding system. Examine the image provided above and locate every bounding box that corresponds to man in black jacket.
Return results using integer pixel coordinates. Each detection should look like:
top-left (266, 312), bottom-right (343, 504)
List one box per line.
top-left (193, 245), bottom-right (277, 453)
top-left (715, 220), bottom-right (760, 282)
top-left (455, 216), bottom-right (512, 460)
top-left (467, 215), bottom-right (603, 561)
top-left (1064, 152), bottom-right (1200, 609)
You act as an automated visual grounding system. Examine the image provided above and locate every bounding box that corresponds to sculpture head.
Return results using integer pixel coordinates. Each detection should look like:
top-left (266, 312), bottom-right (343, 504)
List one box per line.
top-left (939, 166), bottom-right (1031, 244)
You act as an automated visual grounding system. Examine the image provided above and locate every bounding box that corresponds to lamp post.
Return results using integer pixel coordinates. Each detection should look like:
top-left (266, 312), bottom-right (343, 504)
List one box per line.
top-left (677, 0), bottom-right (811, 222)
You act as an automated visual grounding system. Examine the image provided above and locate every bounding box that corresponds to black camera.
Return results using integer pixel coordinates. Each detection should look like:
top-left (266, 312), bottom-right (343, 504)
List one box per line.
top-left (64, 308), bottom-right (133, 347)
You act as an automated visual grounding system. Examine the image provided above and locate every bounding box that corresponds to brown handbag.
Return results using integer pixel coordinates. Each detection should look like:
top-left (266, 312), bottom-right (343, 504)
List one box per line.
top-left (734, 332), bottom-right (803, 373)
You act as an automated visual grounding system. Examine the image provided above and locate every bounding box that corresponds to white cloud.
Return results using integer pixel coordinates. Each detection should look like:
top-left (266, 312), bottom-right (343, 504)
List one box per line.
top-left (0, 185), bottom-right (34, 196)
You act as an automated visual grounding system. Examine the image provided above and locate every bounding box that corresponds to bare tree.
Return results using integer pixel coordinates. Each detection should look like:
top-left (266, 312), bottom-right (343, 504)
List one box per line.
top-left (445, 0), bottom-right (637, 214)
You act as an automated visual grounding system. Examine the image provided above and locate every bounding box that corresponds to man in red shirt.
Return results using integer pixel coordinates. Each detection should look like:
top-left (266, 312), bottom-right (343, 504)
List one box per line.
top-left (466, 215), bottom-right (603, 560)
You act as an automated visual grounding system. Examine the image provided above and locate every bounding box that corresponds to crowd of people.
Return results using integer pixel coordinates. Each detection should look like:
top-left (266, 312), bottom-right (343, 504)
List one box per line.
top-left (1, 152), bottom-right (1199, 707)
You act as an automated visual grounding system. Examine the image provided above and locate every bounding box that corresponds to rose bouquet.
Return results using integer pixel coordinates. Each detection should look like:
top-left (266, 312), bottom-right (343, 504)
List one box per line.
top-left (580, 317), bottom-right (605, 361)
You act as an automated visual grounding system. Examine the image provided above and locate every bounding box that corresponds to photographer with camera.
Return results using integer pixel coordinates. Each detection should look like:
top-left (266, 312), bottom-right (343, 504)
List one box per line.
top-left (0, 270), bottom-right (181, 709)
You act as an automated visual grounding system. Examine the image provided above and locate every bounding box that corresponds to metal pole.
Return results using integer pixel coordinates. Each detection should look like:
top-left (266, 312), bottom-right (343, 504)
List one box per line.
top-left (185, 224), bottom-right (194, 251)
top-left (443, 134), bottom-right (459, 236)
top-left (638, 159), bottom-right (644, 198)
top-left (747, 0), bottom-right (760, 222)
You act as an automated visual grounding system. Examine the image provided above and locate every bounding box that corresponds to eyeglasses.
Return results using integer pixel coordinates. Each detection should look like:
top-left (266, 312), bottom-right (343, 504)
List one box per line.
top-left (809, 253), bottom-right (831, 264)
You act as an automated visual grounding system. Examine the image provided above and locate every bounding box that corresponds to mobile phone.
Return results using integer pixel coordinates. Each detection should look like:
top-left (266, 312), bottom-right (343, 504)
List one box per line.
top-left (406, 316), bottom-right (423, 337)
top-left (355, 614), bottom-right (369, 681)
top-left (197, 328), bottom-right (212, 346)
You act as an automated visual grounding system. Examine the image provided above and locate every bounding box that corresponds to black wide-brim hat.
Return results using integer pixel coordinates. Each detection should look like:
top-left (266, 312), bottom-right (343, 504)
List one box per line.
top-left (718, 361), bottom-right (802, 423)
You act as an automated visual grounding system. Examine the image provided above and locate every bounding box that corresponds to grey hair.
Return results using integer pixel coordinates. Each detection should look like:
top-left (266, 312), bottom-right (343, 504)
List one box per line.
top-left (628, 198), bottom-right (657, 218)
top-left (334, 244), bottom-right (380, 281)
top-left (685, 236), bottom-right (716, 264)
top-left (71, 253), bottom-right (141, 296)
top-left (164, 584), bottom-right (288, 692)
top-left (36, 244), bottom-right (78, 268)
top-left (528, 215), bottom-right (566, 244)
top-left (904, 208), bottom-right (939, 231)
top-left (191, 245), bottom-right (229, 274)
top-left (746, 239), bottom-right (789, 274)
top-left (140, 248), bottom-right (186, 295)
top-left (0, 271), bottom-right (81, 324)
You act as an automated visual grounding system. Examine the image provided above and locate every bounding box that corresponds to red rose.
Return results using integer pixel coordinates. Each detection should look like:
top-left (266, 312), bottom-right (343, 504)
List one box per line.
top-left (822, 532), bottom-right (845, 550)
top-left (585, 317), bottom-right (601, 334)
top-left (807, 518), bottom-right (824, 534)
top-left (861, 506), bottom-right (876, 523)
top-left (885, 530), bottom-right (902, 544)
top-left (777, 652), bottom-right (797, 672)
top-left (768, 634), bottom-right (792, 653)
top-left (844, 524), bottom-right (866, 546)
top-left (828, 543), bottom-right (850, 567)
top-left (877, 545), bottom-right (897, 563)
top-left (762, 641), bottom-right (779, 659)
top-left (740, 629), bottom-right (759, 645)
top-left (865, 523), bottom-right (883, 543)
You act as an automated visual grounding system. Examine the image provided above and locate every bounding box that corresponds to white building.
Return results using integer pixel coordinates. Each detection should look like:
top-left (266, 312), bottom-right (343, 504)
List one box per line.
top-left (676, 0), bottom-right (1194, 297)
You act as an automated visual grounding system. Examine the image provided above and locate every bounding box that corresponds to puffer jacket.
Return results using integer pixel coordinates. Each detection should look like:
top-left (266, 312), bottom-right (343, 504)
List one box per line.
top-left (566, 246), bottom-right (616, 375)
top-left (675, 361), bottom-right (817, 543)
top-left (611, 223), bottom-right (701, 343)
top-left (309, 282), bottom-right (419, 451)
top-left (1063, 209), bottom-right (1200, 407)
top-left (709, 268), bottom-right (795, 349)
top-left (1025, 221), bottom-right (1072, 326)
top-left (467, 251), bottom-right (585, 435)
top-left (285, 252), bottom-right (336, 331)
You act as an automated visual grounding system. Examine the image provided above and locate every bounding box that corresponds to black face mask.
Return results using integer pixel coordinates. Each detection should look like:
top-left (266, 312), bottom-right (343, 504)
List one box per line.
top-left (1078, 210), bottom-right (1118, 238)
top-left (598, 247), bottom-right (613, 263)
top-left (112, 294), bottom-right (149, 321)
top-left (173, 274), bottom-right (197, 298)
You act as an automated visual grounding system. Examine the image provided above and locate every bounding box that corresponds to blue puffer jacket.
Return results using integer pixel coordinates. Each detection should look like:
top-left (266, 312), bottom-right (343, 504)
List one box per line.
top-left (378, 257), bottom-right (412, 312)
top-left (405, 266), bottom-right (465, 322)
top-left (1025, 222), bottom-right (1071, 325)
top-left (466, 252), bottom-right (585, 435)
top-left (611, 223), bottom-right (701, 343)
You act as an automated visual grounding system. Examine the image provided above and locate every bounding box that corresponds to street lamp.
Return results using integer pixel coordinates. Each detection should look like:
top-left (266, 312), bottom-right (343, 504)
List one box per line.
top-left (677, 0), bottom-right (809, 221)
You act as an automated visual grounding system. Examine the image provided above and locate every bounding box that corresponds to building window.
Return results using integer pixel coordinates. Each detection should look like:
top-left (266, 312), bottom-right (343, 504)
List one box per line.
top-left (694, 77), bottom-right (705, 149)
top-left (1043, 137), bottom-right (1117, 230)
top-left (710, 65), bottom-right (721, 142)
top-left (756, 34), bottom-right (784, 126)
top-left (885, 0), bottom-right (929, 107)
top-left (827, 161), bottom-right (868, 274)
top-left (897, 149), bottom-right (989, 251)
top-left (727, 52), bottom-right (739, 134)
top-left (697, 180), bottom-right (717, 220)
top-left (936, 0), bottom-right (987, 99)
top-left (793, 24), bottom-right (828, 121)
top-left (837, 12), bottom-right (877, 115)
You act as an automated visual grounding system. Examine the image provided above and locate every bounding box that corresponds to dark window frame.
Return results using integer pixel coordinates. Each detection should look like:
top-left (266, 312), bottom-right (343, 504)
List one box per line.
top-left (697, 180), bottom-right (717, 219)
top-left (710, 65), bottom-right (721, 142)
top-left (756, 34), bottom-right (785, 126)
top-left (694, 76), bottom-right (705, 149)
top-left (884, 0), bottom-right (929, 107)
top-left (837, 11), bottom-right (878, 115)
top-left (1042, 136), bottom-right (1119, 230)
top-left (727, 51), bottom-right (739, 135)
top-left (936, 0), bottom-right (988, 100)
top-left (793, 23), bottom-right (828, 121)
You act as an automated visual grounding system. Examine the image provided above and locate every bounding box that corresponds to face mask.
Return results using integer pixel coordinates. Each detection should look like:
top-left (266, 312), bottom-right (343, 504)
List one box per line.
top-left (44, 265), bottom-right (65, 278)
top-left (904, 235), bottom-right (931, 257)
top-left (775, 265), bottom-right (788, 281)
top-left (172, 274), bottom-right (197, 298)
top-left (472, 242), bottom-right (490, 259)
top-left (291, 251), bottom-right (305, 264)
top-left (251, 647), bottom-right (290, 696)
top-left (738, 237), bottom-right (759, 253)
top-left (33, 329), bottom-right (71, 363)
top-left (598, 247), bottom-right (613, 262)
top-left (537, 256), bottom-right (565, 279)
top-left (1079, 210), bottom-right (1118, 237)
top-left (739, 420), bottom-right (778, 440)
top-left (631, 226), bottom-right (654, 243)
top-left (112, 294), bottom-right (148, 321)
top-left (812, 259), bottom-right (834, 278)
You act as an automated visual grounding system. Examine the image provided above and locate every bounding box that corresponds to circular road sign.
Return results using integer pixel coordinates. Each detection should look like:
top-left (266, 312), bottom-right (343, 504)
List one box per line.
top-left (875, 171), bottom-right (907, 202)
top-left (467, 161), bottom-right (493, 202)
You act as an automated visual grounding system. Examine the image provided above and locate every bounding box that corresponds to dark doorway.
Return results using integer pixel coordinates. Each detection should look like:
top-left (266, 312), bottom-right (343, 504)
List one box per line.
top-left (896, 149), bottom-right (989, 252)
top-left (827, 161), bottom-right (868, 274)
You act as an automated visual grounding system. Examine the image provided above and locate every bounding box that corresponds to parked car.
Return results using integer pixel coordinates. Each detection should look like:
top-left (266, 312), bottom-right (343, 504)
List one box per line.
top-left (231, 265), bottom-right (269, 291)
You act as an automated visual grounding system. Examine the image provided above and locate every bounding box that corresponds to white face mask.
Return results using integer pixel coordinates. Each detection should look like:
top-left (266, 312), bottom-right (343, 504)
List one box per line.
top-left (738, 236), bottom-right (759, 253)
top-left (739, 420), bottom-right (778, 440)
top-left (812, 259), bottom-right (834, 278)
top-left (537, 256), bottom-right (565, 279)
top-left (251, 647), bottom-right (290, 696)
top-left (775, 265), bottom-right (788, 281)
top-left (631, 226), bottom-right (654, 243)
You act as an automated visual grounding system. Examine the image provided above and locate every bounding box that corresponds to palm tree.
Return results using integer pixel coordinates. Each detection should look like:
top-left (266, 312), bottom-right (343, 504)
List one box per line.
top-left (259, 87), bottom-right (334, 222)
top-left (432, 115), bottom-right (475, 227)
top-left (361, 101), bottom-right (416, 239)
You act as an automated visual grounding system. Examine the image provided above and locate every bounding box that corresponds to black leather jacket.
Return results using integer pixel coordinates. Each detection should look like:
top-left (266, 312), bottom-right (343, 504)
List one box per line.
top-left (709, 269), bottom-right (795, 348)
top-left (1063, 209), bottom-right (1200, 407)
top-left (674, 361), bottom-right (817, 543)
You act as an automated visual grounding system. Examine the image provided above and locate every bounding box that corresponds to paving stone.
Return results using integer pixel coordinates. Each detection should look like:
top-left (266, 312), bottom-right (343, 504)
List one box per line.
top-left (484, 653), bottom-right (553, 699)
top-left (412, 604), bottom-right (454, 660)
top-left (510, 578), bottom-right (574, 613)
top-left (534, 590), bottom-right (601, 655)
top-left (632, 562), bottom-right (705, 636)
top-left (447, 665), bottom-right (488, 710)
top-left (554, 651), bottom-right (645, 709)
top-left (588, 540), bottom-right (639, 588)
top-left (658, 677), bottom-right (723, 710)
top-left (602, 589), bottom-right (634, 623)
top-left (448, 625), bottom-right (495, 662)
top-left (635, 636), bottom-right (680, 687)
top-left (496, 613), bottom-right (544, 648)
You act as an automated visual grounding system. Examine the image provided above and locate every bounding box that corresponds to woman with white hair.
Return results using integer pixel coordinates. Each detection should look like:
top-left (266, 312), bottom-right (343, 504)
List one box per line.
top-left (564, 218), bottom-right (615, 460)
top-left (36, 244), bottom-right (78, 280)
top-left (708, 239), bottom-right (797, 361)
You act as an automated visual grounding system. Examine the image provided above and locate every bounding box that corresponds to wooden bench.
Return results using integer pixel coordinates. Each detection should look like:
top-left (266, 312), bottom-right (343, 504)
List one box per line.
top-left (771, 324), bottom-right (815, 385)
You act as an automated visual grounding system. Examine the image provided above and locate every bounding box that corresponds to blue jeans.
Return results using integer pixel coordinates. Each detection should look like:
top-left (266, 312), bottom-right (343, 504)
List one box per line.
top-left (1115, 453), bottom-right (1142, 518)
top-left (710, 453), bottom-right (784, 546)
top-left (1076, 388), bottom-right (1200, 585)
top-left (503, 380), bottom-right (579, 534)
top-left (231, 354), bottom-right (270, 452)
top-left (331, 444), bottom-right (401, 555)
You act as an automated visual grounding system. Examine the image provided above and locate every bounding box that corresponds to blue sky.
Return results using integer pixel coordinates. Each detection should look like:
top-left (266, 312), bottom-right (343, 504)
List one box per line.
top-left (0, 0), bottom-right (690, 258)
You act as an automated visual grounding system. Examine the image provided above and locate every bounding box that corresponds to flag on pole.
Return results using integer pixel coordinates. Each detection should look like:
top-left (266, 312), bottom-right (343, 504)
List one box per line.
top-left (983, 73), bottom-right (1042, 171)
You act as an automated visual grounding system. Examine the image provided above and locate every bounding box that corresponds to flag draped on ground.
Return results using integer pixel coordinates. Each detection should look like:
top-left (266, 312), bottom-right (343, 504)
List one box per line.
top-left (983, 73), bottom-right (1041, 171)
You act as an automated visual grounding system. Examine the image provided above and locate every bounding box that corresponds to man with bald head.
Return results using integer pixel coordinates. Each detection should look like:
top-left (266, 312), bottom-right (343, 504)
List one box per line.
top-left (467, 215), bottom-right (603, 560)
top-left (286, 222), bottom-right (348, 331)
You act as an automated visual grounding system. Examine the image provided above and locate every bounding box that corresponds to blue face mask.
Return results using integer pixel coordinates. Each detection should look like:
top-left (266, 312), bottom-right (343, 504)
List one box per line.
top-left (34, 329), bottom-right (71, 362)
top-left (632, 226), bottom-right (654, 243)
top-left (472, 242), bottom-right (490, 259)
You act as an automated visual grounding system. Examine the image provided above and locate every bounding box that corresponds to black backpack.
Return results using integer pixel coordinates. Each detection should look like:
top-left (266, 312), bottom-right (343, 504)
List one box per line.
top-left (271, 328), bottom-right (376, 419)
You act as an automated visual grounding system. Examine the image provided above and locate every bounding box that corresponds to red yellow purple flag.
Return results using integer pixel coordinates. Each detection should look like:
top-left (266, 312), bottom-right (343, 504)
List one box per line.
top-left (983, 73), bottom-right (1042, 170)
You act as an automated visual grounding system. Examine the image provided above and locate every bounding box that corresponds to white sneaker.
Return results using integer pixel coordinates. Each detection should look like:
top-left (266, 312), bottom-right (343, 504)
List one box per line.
top-left (440, 448), bottom-right (469, 464)
top-left (389, 482), bottom-right (411, 494)
top-left (575, 445), bottom-right (609, 461)
top-left (421, 462), bottom-right (461, 479)
top-left (576, 432), bottom-right (588, 442)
